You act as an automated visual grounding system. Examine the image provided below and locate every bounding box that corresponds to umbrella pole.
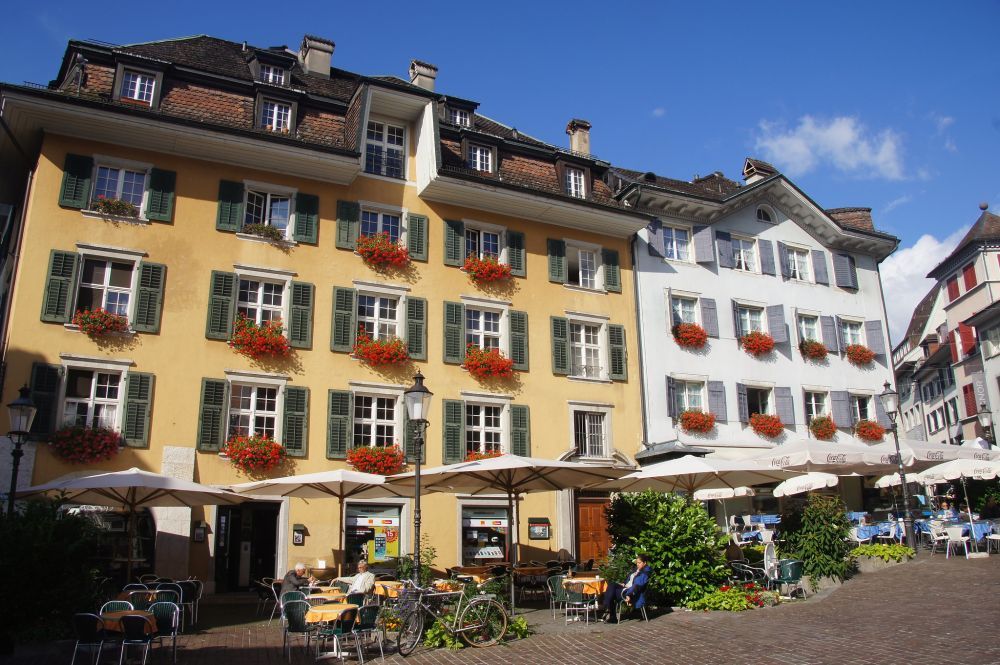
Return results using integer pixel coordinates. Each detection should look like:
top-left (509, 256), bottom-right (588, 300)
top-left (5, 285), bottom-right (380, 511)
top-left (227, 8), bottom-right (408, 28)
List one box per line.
top-left (960, 475), bottom-right (977, 551)
top-left (126, 506), bottom-right (136, 585)
top-left (339, 497), bottom-right (346, 577)
top-left (507, 491), bottom-right (516, 614)
top-left (721, 500), bottom-right (729, 534)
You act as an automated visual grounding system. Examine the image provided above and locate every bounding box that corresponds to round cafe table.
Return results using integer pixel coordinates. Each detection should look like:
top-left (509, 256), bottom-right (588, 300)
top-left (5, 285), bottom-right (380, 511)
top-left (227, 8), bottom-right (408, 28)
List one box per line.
top-left (101, 610), bottom-right (157, 634)
top-left (374, 580), bottom-right (405, 599)
top-left (562, 577), bottom-right (607, 596)
top-left (304, 602), bottom-right (358, 624)
top-left (306, 589), bottom-right (347, 604)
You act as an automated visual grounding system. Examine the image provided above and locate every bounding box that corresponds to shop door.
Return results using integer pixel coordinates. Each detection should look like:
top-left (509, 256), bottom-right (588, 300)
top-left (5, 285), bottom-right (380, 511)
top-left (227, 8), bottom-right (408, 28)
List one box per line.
top-left (214, 502), bottom-right (279, 592)
top-left (576, 498), bottom-right (611, 563)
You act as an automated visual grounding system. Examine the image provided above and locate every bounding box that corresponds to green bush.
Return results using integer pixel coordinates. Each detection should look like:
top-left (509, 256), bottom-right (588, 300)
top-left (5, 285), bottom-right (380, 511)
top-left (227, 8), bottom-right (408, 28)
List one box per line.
top-left (423, 614), bottom-right (463, 650)
top-left (781, 495), bottom-right (852, 583)
top-left (849, 543), bottom-right (915, 563)
top-left (395, 534), bottom-right (437, 587)
top-left (685, 582), bottom-right (779, 612)
top-left (507, 615), bottom-right (531, 639)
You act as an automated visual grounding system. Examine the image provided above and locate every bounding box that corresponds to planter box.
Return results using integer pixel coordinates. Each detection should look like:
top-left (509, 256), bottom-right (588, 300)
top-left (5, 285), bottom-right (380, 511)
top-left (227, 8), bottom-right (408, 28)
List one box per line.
top-left (809, 575), bottom-right (843, 592)
top-left (855, 557), bottom-right (907, 574)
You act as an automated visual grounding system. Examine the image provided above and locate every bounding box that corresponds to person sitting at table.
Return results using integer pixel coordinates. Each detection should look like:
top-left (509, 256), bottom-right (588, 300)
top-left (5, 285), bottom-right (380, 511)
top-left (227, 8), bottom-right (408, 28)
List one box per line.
top-left (280, 562), bottom-right (316, 596)
top-left (344, 560), bottom-right (376, 596)
top-left (598, 552), bottom-right (651, 624)
top-left (939, 502), bottom-right (959, 520)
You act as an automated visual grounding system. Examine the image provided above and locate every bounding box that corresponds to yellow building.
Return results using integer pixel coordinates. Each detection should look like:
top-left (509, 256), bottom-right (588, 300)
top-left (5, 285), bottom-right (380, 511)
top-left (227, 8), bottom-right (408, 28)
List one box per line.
top-left (0, 35), bottom-right (647, 591)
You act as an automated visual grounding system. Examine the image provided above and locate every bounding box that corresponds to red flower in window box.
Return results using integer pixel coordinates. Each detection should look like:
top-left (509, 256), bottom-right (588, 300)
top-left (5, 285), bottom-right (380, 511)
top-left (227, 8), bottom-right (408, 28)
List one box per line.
top-left (741, 331), bottom-right (775, 357)
top-left (844, 344), bottom-right (875, 366)
top-left (72, 308), bottom-right (130, 338)
top-left (799, 339), bottom-right (828, 360)
top-left (352, 328), bottom-right (410, 366)
top-left (347, 445), bottom-right (406, 475)
top-left (228, 315), bottom-right (291, 359)
top-left (854, 419), bottom-right (885, 442)
top-left (679, 410), bottom-right (716, 433)
top-left (92, 195), bottom-right (138, 218)
top-left (809, 415), bottom-right (838, 440)
top-left (48, 425), bottom-right (123, 464)
top-left (672, 323), bottom-right (708, 349)
top-left (222, 434), bottom-right (287, 475)
top-left (465, 449), bottom-right (504, 462)
top-left (356, 232), bottom-right (410, 268)
top-left (462, 344), bottom-right (515, 379)
top-left (463, 254), bottom-right (512, 283)
top-left (749, 413), bottom-right (784, 438)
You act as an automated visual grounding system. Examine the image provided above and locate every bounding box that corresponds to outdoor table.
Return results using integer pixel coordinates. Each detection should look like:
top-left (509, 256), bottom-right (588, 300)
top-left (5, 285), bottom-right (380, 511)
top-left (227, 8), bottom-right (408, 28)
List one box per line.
top-left (513, 566), bottom-right (549, 575)
top-left (750, 514), bottom-right (781, 526)
top-left (945, 520), bottom-right (993, 542)
top-left (373, 581), bottom-right (405, 599)
top-left (101, 610), bottom-right (157, 634)
top-left (856, 525), bottom-right (882, 541)
top-left (304, 602), bottom-right (358, 624)
top-left (452, 567), bottom-right (491, 583)
top-left (562, 577), bottom-right (607, 596)
top-left (739, 530), bottom-right (761, 543)
top-left (432, 579), bottom-right (464, 592)
top-left (306, 590), bottom-right (347, 604)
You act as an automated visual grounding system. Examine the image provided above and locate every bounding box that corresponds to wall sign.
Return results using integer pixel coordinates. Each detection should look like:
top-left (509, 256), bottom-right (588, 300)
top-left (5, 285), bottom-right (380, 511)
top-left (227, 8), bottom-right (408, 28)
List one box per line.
top-left (528, 517), bottom-right (550, 540)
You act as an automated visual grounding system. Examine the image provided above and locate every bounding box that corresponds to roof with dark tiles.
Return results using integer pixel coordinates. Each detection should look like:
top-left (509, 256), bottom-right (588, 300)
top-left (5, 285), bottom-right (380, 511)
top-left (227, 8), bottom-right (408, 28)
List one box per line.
top-left (897, 283), bottom-right (940, 352)
top-left (928, 209), bottom-right (1000, 278)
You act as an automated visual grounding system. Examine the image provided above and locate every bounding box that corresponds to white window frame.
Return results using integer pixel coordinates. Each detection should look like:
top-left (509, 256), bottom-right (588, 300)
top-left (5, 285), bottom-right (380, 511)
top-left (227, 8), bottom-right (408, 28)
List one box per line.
top-left (348, 381), bottom-right (405, 449)
top-left (61, 367), bottom-right (124, 430)
top-left (233, 264), bottom-right (294, 332)
top-left (756, 206), bottom-right (774, 223)
top-left (675, 380), bottom-right (705, 413)
top-left (662, 225), bottom-right (691, 262)
top-left (364, 118), bottom-right (407, 180)
top-left (222, 370), bottom-right (289, 443)
top-left (57, 355), bottom-right (133, 432)
top-left (732, 236), bottom-right (758, 272)
top-left (449, 108), bottom-right (471, 127)
top-left (745, 384), bottom-right (773, 417)
top-left (356, 291), bottom-right (402, 341)
top-left (982, 325), bottom-right (1000, 358)
top-left (736, 303), bottom-right (765, 337)
top-left (670, 294), bottom-right (699, 327)
top-left (260, 99), bottom-right (292, 133)
top-left (460, 295), bottom-right (510, 355)
top-left (258, 64), bottom-right (286, 85)
top-left (462, 219), bottom-right (506, 262)
top-left (565, 167), bottom-right (586, 199)
top-left (568, 401), bottom-right (613, 460)
top-left (850, 394), bottom-right (872, 422)
top-left (227, 382), bottom-right (280, 439)
top-left (797, 313), bottom-right (820, 343)
top-left (467, 143), bottom-right (492, 173)
top-left (841, 318), bottom-right (864, 347)
top-left (804, 390), bottom-right (828, 421)
top-left (90, 155), bottom-right (153, 218)
top-left (352, 392), bottom-right (400, 448)
top-left (71, 243), bottom-right (146, 329)
top-left (465, 402), bottom-right (506, 455)
top-left (566, 311), bottom-right (609, 381)
top-left (120, 69), bottom-right (156, 103)
top-left (565, 238), bottom-right (604, 292)
top-left (786, 245), bottom-right (812, 282)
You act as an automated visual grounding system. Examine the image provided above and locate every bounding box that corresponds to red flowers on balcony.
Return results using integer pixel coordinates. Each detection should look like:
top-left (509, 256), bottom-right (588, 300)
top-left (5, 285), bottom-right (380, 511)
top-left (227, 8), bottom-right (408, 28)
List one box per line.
top-left (750, 413), bottom-right (784, 438)
top-left (347, 445), bottom-right (406, 475)
top-left (741, 331), bottom-right (775, 357)
top-left (356, 232), bottom-right (410, 268)
top-left (49, 425), bottom-right (123, 464)
top-left (799, 339), bottom-right (828, 360)
top-left (229, 315), bottom-right (291, 359)
top-left (672, 323), bottom-right (708, 349)
top-left (72, 308), bottom-right (129, 338)
top-left (679, 410), bottom-right (716, 433)
top-left (353, 328), bottom-right (410, 366)
top-left (809, 415), bottom-right (838, 440)
top-left (463, 254), bottom-right (512, 283)
top-left (222, 434), bottom-right (287, 475)
top-left (462, 344), bottom-right (514, 379)
top-left (465, 449), bottom-right (503, 462)
top-left (854, 419), bottom-right (885, 442)
top-left (845, 344), bottom-right (876, 366)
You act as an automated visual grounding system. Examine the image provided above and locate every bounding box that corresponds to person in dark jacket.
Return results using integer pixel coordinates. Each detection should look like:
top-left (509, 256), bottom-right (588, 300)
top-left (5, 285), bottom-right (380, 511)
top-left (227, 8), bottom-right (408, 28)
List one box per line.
top-left (599, 552), bottom-right (651, 623)
top-left (280, 563), bottom-right (315, 596)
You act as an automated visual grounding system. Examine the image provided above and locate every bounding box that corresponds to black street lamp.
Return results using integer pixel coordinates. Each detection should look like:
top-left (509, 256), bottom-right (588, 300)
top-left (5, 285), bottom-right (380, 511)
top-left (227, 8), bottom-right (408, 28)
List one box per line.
top-left (402, 372), bottom-right (433, 586)
top-left (6, 386), bottom-right (37, 516)
top-left (877, 381), bottom-right (916, 550)
top-left (976, 402), bottom-right (994, 447)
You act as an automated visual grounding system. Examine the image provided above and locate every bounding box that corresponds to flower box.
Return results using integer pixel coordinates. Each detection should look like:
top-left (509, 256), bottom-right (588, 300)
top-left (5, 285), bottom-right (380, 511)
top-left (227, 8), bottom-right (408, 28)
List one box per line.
top-left (229, 316), bottom-right (291, 359)
top-left (463, 254), bottom-right (512, 283)
top-left (49, 425), bottom-right (123, 464)
top-left (741, 331), bottom-right (775, 357)
top-left (92, 195), bottom-right (138, 218)
top-left (72, 308), bottom-right (130, 338)
top-left (241, 222), bottom-right (285, 242)
top-left (347, 445), bottom-right (406, 475)
top-left (679, 410), bottom-right (716, 433)
top-left (465, 450), bottom-right (503, 462)
top-left (845, 344), bottom-right (876, 366)
top-left (750, 413), bottom-right (784, 438)
top-left (462, 345), bottom-right (514, 379)
top-left (809, 415), bottom-right (838, 440)
top-left (854, 419), bottom-right (885, 442)
top-left (356, 232), bottom-right (410, 268)
top-left (672, 323), bottom-right (708, 349)
top-left (353, 329), bottom-right (410, 366)
top-left (799, 339), bottom-right (828, 360)
top-left (222, 434), bottom-right (287, 475)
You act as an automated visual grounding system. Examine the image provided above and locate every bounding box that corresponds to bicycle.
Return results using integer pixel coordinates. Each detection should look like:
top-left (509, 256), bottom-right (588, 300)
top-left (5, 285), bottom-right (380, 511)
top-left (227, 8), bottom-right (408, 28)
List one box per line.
top-left (394, 580), bottom-right (508, 656)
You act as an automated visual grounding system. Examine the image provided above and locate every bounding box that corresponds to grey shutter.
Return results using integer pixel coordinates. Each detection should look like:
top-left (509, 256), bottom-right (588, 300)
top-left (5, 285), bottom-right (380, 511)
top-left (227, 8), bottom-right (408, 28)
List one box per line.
top-left (716, 231), bottom-right (734, 269)
top-left (197, 378), bottom-right (228, 451)
top-left (288, 282), bottom-right (314, 349)
top-left (132, 262), bottom-right (166, 334)
top-left (708, 381), bottom-right (728, 422)
top-left (759, 239), bottom-right (776, 276)
top-left (123, 372), bottom-right (155, 448)
top-left (443, 219), bottom-right (465, 266)
top-left (506, 230), bottom-right (526, 277)
top-left (777, 242), bottom-right (790, 278)
top-left (812, 250), bottom-right (829, 285)
top-left (602, 248), bottom-right (621, 293)
top-left (442, 399), bottom-right (465, 464)
top-left (58, 154), bottom-right (93, 209)
top-left (330, 287), bottom-right (357, 352)
top-left (831, 391), bottom-right (851, 427)
top-left (865, 320), bottom-right (887, 360)
top-left (766, 305), bottom-right (788, 344)
top-left (646, 219), bottom-right (664, 258)
top-left (146, 169), bottom-right (176, 222)
top-left (29, 363), bottom-right (63, 437)
top-left (666, 377), bottom-right (678, 417)
top-left (700, 298), bottom-right (719, 338)
top-left (731, 299), bottom-right (742, 338)
top-left (326, 390), bottom-right (351, 459)
top-left (736, 383), bottom-right (749, 423)
top-left (693, 225), bottom-right (715, 263)
top-left (407, 213), bottom-right (428, 262)
top-left (608, 324), bottom-right (627, 381)
top-left (216, 180), bottom-right (243, 232)
top-left (874, 396), bottom-right (891, 428)
top-left (510, 405), bottom-right (530, 456)
top-left (443, 301), bottom-right (465, 364)
top-left (835, 317), bottom-right (846, 351)
top-left (282, 386), bottom-right (309, 457)
top-left (547, 239), bottom-right (567, 283)
top-left (205, 271), bottom-right (236, 340)
top-left (40, 250), bottom-right (79, 323)
top-left (833, 253), bottom-right (858, 289)
top-left (293, 193), bottom-right (319, 244)
top-left (509, 310), bottom-right (529, 371)
top-left (774, 387), bottom-right (794, 425)
top-left (821, 316), bottom-right (839, 352)
top-left (406, 297), bottom-right (427, 360)
top-left (335, 200), bottom-right (360, 250)
top-left (550, 316), bottom-right (570, 375)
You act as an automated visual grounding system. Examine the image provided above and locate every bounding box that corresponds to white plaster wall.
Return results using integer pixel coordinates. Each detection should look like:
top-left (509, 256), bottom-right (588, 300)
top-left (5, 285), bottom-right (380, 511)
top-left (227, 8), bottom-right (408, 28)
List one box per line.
top-left (150, 445), bottom-right (195, 580)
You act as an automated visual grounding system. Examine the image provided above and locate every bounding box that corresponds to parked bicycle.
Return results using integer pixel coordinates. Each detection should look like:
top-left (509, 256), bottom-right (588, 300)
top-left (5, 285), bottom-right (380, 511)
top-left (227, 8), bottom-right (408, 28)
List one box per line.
top-left (395, 581), bottom-right (508, 656)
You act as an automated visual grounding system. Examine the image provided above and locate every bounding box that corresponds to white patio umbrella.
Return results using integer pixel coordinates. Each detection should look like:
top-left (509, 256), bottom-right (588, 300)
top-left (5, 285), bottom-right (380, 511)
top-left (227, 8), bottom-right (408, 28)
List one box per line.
top-left (862, 438), bottom-right (998, 467)
top-left (772, 472), bottom-right (839, 497)
top-left (692, 486), bottom-right (755, 533)
top-left (600, 455), bottom-right (793, 495)
top-left (873, 473), bottom-right (932, 489)
top-left (742, 439), bottom-right (873, 473)
top-left (916, 458), bottom-right (1000, 540)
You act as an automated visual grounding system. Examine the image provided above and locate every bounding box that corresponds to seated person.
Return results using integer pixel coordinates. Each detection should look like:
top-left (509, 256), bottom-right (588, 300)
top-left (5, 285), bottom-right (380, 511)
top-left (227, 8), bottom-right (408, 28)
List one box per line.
top-left (280, 562), bottom-right (316, 596)
top-left (939, 501), bottom-right (959, 520)
top-left (599, 552), bottom-right (651, 623)
top-left (344, 560), bottom-right (376, 596)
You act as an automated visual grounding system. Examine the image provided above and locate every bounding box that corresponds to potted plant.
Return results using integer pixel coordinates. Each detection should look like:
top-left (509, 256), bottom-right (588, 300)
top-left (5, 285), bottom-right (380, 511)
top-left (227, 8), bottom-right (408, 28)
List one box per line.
top-left (465, 449), bottom-right (504, 462)
top-left (347, 445), bottom-right (406, 475)
top-left (679, 410), bottom-right (716, 433)
top-left (462, 344), bottom-right (515, 379)
top-left (750, 413), bottom-right (784, 438)
top-left (854, 419), bottom-right (885, 442)
top-left (463, 254), bottom-right (512, 283)
top-left (845, 344), bottom-right (876, 366)
top-left (228, 315), bottom-right (291, 359)
top-left (356, 232), bottom-right (410, 268)
top-left (72, 308), bottom-right (130, 338)
top-left (241, 223), bottom-right (285, 242)
top-left (672, 323), bottom-right (709, 349)
top-left (221, 434), bottom-right (287, 475)
top-left (809, 415), bottom-right (838, 441)
top-left (352, 329), bottom-right (410, 366)
top-left (799, 339), bottom-right (828, 360)
top-left (49, 425), bottom-right (123, 463)
top-left (92, 194), bottom-right (138, 218)
top-left (741, 330), bottom-right (775, 357)
top-left (849, 543), bottom-right (915, 574)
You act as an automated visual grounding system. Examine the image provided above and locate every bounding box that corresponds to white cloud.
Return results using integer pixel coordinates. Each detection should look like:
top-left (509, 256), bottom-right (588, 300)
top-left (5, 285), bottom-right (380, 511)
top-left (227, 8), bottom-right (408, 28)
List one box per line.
top-left (881, 226), bottom-right (968, 343)
top-left (883, 195), bottom-right (912, 214)
top-left (754, 116), bottom-right (905, 180)
top-left (944, 138), bottom-right (958, 153)
top-left (933, 114), bottom-right (955, 133)
top-left (651, 107), bottom-right (666, 118)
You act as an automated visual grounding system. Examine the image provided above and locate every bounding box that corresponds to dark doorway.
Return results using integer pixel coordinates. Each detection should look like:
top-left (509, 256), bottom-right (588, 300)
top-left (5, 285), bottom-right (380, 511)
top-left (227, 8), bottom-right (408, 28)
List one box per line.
top-left (214, 502), bottom-right (280, 592)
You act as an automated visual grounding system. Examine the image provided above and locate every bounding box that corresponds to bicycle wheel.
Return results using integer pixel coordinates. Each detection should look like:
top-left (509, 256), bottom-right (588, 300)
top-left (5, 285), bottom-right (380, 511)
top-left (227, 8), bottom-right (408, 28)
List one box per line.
top-left (396, 609), bottom-right (424, 657)
top-left (457, 598), bottom-right (508, 648)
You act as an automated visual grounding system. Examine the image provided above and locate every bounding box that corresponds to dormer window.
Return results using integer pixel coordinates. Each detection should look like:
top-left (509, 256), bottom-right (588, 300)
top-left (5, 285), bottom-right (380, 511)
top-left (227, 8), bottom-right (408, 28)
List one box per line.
top-left (566, 167), bottom-right (586, 199)
top-left (259, 65), bottom-right (286, 85)
top-left (120, 70), bottom-right (155, 104)
top-left (261, 99), bottom-right (291, 133)
top-left (365, 120), bottom-right (405, 179)
top-left (449, 108), bottom-right (471, 127)
top-left (756, 206), bottom-right (773, 223)
top-left (467, 144), bottom-right (492, 173)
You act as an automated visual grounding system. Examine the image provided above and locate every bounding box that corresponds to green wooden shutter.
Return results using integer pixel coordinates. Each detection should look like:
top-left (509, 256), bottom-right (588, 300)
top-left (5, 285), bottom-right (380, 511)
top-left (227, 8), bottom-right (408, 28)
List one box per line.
top-left (547, 239), bottom-right (567, 283)
top-left (123, 372), bottom-right (155, 448)
top-left (331, 287), bottom-right (357, 352)
top-left (293, 193), bottom-right (319, 244)
top-left (288, 282), bottom-right (314, 349)
top-left (216, 180), bottom-right (244, 232)
top-left (550, 316), bottom-right (570, 375)
top-left (326, 390), bottom-right (352, 459)
top-left (403, 411), bottom-right (425, 463)
top-left (282, 386), bottom-right (309, 458)
top-left (443, 219), bottom-right (465, 266)
top-left (509, 310), bottom-right (529, 371)
top-left (58, 154), bottom-right (93, 209)
top-left (335, 200), bottom-right (360, 250)
top-left (609, 324), bottom-right (628, 381)
top-left (40, 250), bottom-right (79, 323)
top-left (442, 400), bottom-right (465, 464)
top-left (29, 363), bottom-right (63, 437)
top-left (197, 378), bottom-right (228, 451)
top-left (407, 213), bottom-right (428, 262)
top-left (602, 248), bottom-right (621, 293)
top-left (205, 271), bottom-right (236, 340)
top-left (146, 169), bottom-right (176, 222)
top-left (506, 230), bottom-right (526, 277)
top-left (443, 301), bottom-right (465, 364)
top-left (510, 404), bottom-right (530, 456)
top-left (132, 262), bottom-right (166, 333)
top-left (406, 297), bottom-right (427, 360)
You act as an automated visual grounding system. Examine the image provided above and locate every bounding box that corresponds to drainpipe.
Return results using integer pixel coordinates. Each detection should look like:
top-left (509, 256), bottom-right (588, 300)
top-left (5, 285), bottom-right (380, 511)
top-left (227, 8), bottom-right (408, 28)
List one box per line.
top-left (630, 226), bottom-right (651, 461)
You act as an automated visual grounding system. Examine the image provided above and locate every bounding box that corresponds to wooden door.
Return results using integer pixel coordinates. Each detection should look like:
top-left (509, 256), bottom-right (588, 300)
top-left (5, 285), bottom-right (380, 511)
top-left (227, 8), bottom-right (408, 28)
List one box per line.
top-left (576, 498), bottom-right (611, 563)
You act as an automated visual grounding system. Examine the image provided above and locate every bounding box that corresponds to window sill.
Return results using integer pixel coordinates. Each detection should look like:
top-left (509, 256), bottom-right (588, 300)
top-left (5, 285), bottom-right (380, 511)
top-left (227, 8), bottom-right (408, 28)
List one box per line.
top-left (236, 232), bottom-right (297, 249)
top-left (662, 257), bottom-right (695, 267)
top-left (63, 323), bottom-right (137, 338)
top-left (359, 171), bottom-right (414, 186)
top-left (562, 284), bottom-right (607, 295)
top-left (81, 210), bottom-right (150, 225)
top-left (568, 375), bottom-right (612, 384)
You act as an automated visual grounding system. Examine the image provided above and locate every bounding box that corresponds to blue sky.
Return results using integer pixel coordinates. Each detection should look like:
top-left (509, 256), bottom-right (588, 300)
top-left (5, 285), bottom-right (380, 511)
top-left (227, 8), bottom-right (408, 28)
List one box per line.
top-left (2, 1), bottom-right (998, 339)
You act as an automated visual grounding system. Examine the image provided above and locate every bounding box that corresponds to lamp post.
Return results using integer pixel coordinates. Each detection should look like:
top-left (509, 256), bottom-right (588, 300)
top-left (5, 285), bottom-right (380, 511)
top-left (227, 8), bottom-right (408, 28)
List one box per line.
top-left (6, 386), bottom-right (37, 516)
top-left (402, 372), bottom-right (433, 586)
top-left (878, 381), bottom-right (916, 550)
top-left (977, 402), bottom-right (994, 447)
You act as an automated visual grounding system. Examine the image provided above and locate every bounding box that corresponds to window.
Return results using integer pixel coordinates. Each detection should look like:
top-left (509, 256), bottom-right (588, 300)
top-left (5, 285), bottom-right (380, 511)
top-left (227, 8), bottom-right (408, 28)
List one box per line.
top-left (732, 237), bottom-right (757, 272)
top-left (797, 314), bottom-right (819, 342)
top-left (361, 209), bottom-right (401, 243)
top-left (850, 395), bottom-right (871, 422)
top-left (675, 380), bottom-right (704, 413)
top-left (258, 65), bottom-right (286, 85)
top-left (787, 247), bottom-right (811, 281)
top-left (804, 391), bottom-right (827, 421)
top-left (663, 226), bottom-right (690, 261)
top-left (357, 294), bottom-right (399, 340)
top-left (570, 322), bottom-right (602, 378)
top-left (841, 320), bottom-right (863, 347)
top-left (449, 108), bottom-right (471, 127)
top-left (746, 387), bottom-right (771, 416)
top-left (671, 296), bottom-right (698, 326)
top-left (466, 308), bottom-right (501, 350)
top-left (962, 263), bottom-right (977, 290)
top-left (120, 70), bottom-right (155, 103)
top-left (228, 384), bottom-right (277, 438)
top-left (466, 403), bottom-right (503, 455)
top-left (756, 206), bottom-right (773, 223)
top-left (467, 144), bottom-right (492, 172)
top-left (983, 326), bottom-right (1000, 358)
top-left (93, 165), bottom-right (146, 210)
top-left (245, 189), bottom-right (291, 235)
top-left (353, 395), bottom-right (397, 447)
top-left (573, 411), bottom-right (606, 458)
top-left (736, 304), bottom-right (764, 337)
top-left (77, 258), bottom-right (134, 316)
top-left (465, 227), bottom-right (500, 260)
top-left (237, 279), bottom-right (283, 324)
top-left (260, 99), bottom-right (291, 132)
top-left (365, 121), bottom-right (405, 179)
top-left (946, 276), bottom-right (960, 301)
top-left (565, 167), bottom-right (585, 199)
top-left (567, 247), bottom-right (599, 289)
top-left (63, 369), bottom-right (121, 429)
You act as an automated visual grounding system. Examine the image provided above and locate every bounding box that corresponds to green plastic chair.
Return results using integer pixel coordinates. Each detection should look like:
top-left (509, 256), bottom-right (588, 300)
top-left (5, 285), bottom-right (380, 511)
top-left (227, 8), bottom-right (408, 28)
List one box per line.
top-left (774, 559), bottom-right (805, 599)
top-left (546, 575), bottom-right (570, 619)
top-left (352, 604), bottom-right (384, 661)
top-left (148, 601), bottom-right (180, 664)
top-left (282, 600), bottom-right (316, 662)
top-left (314, 607), bottom-right (360, 662)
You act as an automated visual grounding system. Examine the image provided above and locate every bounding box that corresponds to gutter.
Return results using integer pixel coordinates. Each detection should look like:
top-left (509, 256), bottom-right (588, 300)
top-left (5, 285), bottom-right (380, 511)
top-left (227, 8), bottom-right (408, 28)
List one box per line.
top-left (631, 232), bottom-right (650, 453)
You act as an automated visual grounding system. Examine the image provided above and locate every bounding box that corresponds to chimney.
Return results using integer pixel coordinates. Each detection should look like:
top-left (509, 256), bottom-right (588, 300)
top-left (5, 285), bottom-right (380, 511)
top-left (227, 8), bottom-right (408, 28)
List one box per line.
top-left (566, 119), bottom-right (591, 155)
top-left (408, 60), bottom-right (438, 91)
top-left (299, 35), bottom-right (334, 78)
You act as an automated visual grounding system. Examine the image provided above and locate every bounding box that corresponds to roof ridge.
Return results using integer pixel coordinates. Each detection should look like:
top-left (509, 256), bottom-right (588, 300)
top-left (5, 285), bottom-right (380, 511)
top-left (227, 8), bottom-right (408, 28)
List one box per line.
top-left (474, 113), bottom-right (551, 148)
top-left (118, 34), bottom-right (213, 48)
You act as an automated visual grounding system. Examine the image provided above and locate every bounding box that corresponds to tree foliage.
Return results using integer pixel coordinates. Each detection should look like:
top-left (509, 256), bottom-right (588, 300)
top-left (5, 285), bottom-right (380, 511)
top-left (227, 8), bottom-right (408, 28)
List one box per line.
top-left (781, 494), bottom-right (852, 583)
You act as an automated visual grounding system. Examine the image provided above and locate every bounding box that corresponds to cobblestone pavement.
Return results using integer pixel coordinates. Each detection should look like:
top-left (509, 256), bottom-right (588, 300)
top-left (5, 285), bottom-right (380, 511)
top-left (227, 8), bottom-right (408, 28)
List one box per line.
top-left (13, 554), bottom-right (1000, 665)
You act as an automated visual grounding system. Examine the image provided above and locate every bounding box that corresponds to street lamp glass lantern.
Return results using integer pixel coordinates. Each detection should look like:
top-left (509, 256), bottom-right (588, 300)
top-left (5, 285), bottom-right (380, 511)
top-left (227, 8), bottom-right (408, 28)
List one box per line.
top-left (403, 372), bottom-right (433, 423)
top-left (878, 381), bottom-right (899, 421)
top-left (977, 402), bottom-right (992, 430)
top-left (7, 385), bottom-right (36, 435)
